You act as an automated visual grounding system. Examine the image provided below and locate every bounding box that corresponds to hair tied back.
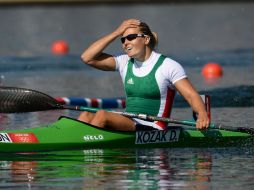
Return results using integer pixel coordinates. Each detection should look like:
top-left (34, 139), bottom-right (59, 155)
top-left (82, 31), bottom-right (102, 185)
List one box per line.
top-left (152, 32), bottom-right (158, 48)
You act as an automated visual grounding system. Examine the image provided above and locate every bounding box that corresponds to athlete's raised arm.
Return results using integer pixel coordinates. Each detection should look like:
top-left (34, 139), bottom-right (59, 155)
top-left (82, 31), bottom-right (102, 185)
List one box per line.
top-left (81, 19), bottom-right (141, 71)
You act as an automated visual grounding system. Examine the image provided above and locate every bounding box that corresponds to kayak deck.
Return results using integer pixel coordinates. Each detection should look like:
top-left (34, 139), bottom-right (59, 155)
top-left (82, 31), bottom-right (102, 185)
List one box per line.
top-left (0, 116), bottom-right (253, 152)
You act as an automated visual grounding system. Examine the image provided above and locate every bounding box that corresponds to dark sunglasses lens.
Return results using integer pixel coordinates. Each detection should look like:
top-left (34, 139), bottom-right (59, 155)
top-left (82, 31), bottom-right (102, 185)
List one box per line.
top-left (121, 34), bottom-right (138, 43)
top-left (121, 37), bottom-right (125, 43)
top-left (127, 34), bottom-right (137, 41)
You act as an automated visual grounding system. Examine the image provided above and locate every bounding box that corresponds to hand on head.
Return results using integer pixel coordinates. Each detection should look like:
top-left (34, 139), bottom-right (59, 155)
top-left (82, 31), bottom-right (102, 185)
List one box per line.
top-left (114, 19), bottom-right (141, 36)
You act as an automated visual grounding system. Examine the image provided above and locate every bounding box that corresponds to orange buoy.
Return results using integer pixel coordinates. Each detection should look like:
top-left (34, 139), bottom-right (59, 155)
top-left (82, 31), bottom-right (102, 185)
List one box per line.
top-left (51, 40), bottom-right (69, 55)
top-left (202, 62), bottom-right (223, 78)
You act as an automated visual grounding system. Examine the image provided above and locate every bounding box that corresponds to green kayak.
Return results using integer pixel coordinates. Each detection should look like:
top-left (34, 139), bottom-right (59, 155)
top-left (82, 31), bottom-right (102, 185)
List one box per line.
top-left (0, 116), bottom-right (253, 153)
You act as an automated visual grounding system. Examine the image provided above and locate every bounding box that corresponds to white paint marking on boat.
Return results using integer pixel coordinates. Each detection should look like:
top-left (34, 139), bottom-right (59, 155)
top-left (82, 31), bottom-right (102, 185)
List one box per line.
top-left (0, 133), bottom-right (12, 143)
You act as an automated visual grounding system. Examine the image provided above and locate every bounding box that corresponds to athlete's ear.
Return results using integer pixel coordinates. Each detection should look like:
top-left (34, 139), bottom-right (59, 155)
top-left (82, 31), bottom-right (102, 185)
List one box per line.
top-left (144, 35), bottom-right (150, 45)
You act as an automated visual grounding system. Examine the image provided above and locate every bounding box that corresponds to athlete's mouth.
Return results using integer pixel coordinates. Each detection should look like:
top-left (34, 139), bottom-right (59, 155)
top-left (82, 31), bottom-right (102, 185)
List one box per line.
top-left (125, 46), bottom-right (133, 52)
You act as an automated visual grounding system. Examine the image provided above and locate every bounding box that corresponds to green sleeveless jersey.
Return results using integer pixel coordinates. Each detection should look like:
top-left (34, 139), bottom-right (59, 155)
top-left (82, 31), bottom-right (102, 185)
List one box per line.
top-left (124, 55), bottom-right (166, 115)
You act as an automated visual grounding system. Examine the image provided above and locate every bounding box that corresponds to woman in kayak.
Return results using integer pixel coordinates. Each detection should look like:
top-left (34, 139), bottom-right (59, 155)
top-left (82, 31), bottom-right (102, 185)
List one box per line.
top-left (79, 19), bottom-right (210, 131)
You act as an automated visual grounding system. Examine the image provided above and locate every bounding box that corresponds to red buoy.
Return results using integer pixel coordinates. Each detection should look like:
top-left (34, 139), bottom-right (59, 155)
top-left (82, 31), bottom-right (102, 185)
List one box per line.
top-left (51, 40), bottom-right (69, 55)
top-left (202, 62), bottom-right (223, 78)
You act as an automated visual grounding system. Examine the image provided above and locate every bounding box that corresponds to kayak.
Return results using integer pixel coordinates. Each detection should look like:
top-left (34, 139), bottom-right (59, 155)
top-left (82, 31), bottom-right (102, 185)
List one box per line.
top-left (0, 116), bottom-right (253, 153)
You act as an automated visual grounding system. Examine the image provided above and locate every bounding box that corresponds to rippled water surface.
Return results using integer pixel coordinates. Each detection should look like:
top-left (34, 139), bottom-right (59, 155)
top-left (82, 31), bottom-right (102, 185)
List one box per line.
top-left (0, 52), bottom-right (254, 189)
top-left (1, 148), bottom-right (254, 189)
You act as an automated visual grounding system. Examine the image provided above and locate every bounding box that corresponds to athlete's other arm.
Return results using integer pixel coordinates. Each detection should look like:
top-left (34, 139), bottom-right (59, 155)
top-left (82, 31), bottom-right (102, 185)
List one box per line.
top-left (174, 78), bottom-right (210, 129)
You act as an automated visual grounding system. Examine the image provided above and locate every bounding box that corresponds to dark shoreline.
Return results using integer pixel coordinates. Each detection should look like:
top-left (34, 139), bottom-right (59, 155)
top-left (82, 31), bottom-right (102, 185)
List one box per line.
top-left (1, 0), bottom-right (254, 5)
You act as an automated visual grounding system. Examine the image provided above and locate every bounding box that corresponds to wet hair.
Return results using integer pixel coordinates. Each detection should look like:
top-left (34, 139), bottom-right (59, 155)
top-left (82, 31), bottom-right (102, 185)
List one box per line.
top-left (139, 22), bottom-right (158, 50)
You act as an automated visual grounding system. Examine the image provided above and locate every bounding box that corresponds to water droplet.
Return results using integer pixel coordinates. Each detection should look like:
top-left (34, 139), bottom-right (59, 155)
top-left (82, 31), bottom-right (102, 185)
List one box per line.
top-left (0, 75), bottom-right (5, 86)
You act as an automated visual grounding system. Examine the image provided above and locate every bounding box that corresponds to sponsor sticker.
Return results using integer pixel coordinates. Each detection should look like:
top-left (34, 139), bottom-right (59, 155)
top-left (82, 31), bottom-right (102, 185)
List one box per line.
top-left (0, 133), bottom-right (38, 143)
top-left (135, 129), bottom-right (180, 144)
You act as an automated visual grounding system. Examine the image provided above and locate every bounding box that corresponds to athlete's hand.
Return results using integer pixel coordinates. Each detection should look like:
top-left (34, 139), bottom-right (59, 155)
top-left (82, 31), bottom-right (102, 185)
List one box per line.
top-left (196, 112), bottom-right (210, 129)
top-left (113, 19), bottom-right (141, 36)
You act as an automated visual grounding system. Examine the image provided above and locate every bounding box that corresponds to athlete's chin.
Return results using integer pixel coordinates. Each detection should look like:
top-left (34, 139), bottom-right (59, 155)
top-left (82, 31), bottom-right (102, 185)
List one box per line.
top-left (127, 52), bottom-right (138, 59)
top-left (125, 50), bottom-right (141, 59)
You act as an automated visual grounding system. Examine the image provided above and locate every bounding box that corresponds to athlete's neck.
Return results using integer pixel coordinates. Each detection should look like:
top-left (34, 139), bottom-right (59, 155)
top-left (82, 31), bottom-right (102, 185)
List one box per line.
top-left (135, 51), bottom-right (157, 67)
top-left (135, 48), bottom-right (153, 62)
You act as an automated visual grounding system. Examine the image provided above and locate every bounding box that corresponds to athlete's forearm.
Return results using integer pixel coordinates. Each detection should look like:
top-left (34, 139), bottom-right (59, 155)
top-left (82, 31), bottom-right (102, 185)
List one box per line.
top-left (189, 94), bottom-right (207, 115)
top-left (175, 78), bottom-right (210, 128)
top-left (81, 31), bottom-right (119, 64)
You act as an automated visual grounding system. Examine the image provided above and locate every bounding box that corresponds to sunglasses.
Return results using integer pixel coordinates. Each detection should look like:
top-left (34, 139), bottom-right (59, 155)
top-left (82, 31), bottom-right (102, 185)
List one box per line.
top-left (120, 34), bottom-right (146, 44)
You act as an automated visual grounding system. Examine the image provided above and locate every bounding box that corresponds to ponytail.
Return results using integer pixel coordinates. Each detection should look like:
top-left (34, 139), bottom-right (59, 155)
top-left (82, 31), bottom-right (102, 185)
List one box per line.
top-left (151, 32), bottom-right (158, 49)
top-left (139, 22), bottom-right (158, 50)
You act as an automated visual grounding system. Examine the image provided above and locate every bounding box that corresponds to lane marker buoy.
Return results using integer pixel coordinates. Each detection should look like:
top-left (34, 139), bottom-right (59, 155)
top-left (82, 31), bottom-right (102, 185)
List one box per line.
top-left (51, 40), bottom-right (69, 55)
top-left (202, 62), bottom-right (223, 78)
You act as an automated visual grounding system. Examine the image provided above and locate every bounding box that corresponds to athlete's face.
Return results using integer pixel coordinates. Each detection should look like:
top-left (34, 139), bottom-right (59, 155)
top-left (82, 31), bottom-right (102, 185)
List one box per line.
top-left (121, 27), bottom-right (150, 62)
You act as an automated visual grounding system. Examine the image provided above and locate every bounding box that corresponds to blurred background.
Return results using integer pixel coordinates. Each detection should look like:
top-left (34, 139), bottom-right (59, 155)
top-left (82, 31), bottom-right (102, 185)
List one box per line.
top-left (0, 0), bottom-right (253, 57)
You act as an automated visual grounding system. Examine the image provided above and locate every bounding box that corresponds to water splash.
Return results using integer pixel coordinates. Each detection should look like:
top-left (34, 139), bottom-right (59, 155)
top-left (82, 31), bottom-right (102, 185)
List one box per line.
top-left (0, 75), bottom-right (5, 86)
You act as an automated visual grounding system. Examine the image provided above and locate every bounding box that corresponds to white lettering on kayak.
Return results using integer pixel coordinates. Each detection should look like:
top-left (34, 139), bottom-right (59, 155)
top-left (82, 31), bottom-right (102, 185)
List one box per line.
top-left (83, 135), bottom-right (104, 141)
top-left (0, 133), bottom-right (12, 143)
top-left (135, 129), bottom-right (180, 144)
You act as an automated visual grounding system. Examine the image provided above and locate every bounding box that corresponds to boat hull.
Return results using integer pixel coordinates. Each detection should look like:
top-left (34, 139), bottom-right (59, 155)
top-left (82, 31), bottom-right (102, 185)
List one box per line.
top-left (0, 116), bottom-right (253, 152)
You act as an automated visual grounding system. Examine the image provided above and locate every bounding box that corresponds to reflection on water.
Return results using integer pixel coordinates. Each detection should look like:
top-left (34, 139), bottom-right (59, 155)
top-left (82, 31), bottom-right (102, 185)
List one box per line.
top-left (1, 148), bottom-right (254, 189)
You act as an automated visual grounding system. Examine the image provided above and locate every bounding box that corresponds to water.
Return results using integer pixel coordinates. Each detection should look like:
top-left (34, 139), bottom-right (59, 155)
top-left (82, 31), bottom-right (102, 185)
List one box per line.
top-left (0, 148), bottom-right (254, 189)
top-left (0, 50), bottom-right (254, 189)
top-left (1, 3), bottom-right (254, 189)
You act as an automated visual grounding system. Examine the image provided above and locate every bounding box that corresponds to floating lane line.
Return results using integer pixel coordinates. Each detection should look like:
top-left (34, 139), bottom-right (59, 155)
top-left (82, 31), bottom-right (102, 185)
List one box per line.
top-left (55, 97), bottom-right (126, 109)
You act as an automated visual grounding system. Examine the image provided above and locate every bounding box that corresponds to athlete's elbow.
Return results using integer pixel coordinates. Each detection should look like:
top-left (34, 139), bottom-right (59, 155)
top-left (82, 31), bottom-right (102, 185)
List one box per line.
top-left (81, 54), bottom-right (93, 66)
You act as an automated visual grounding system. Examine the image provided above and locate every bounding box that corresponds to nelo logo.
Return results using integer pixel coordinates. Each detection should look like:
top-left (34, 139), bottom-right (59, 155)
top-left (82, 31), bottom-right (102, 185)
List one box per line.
top-left (83, 135), bottom-right (104, 141)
